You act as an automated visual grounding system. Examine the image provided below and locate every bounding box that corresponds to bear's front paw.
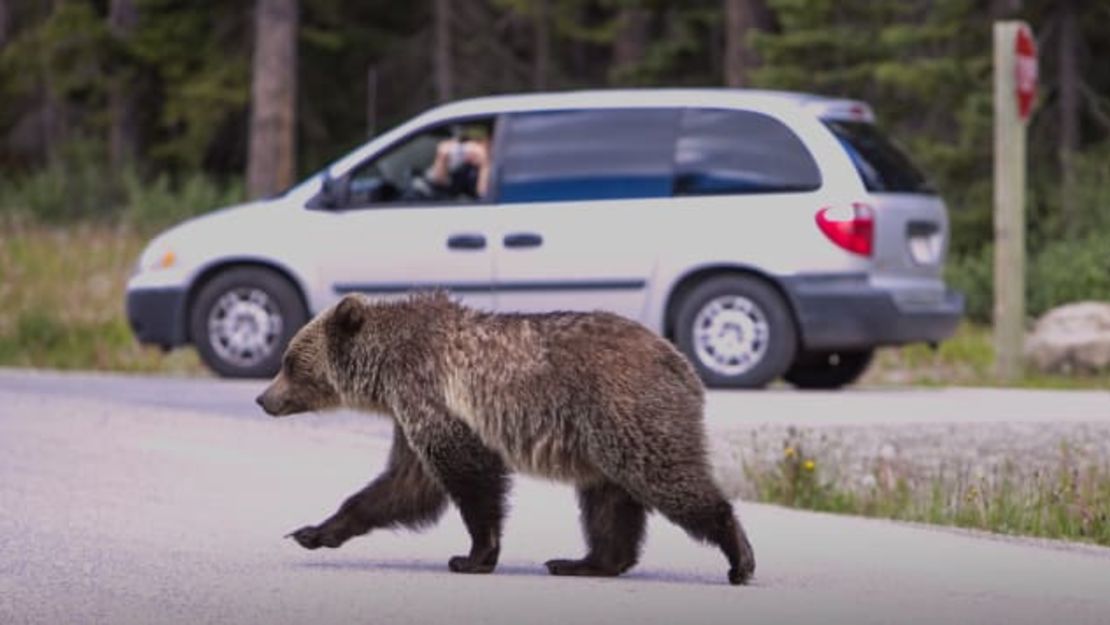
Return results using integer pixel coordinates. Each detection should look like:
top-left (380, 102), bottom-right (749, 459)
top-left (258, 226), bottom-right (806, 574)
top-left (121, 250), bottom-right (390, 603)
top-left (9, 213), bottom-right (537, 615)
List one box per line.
top-left (286, 525), bottom-right (342, 550)
top-left (448, 555), bottom-right (496, 574)
top-left (544, 557), bottom-right (620, 577)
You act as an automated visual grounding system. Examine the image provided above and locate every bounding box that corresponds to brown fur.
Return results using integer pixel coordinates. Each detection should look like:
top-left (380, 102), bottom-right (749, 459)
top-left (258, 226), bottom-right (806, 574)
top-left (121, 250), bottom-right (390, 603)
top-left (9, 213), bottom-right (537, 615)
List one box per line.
top-left (257, 292), bottom-right (755, 585)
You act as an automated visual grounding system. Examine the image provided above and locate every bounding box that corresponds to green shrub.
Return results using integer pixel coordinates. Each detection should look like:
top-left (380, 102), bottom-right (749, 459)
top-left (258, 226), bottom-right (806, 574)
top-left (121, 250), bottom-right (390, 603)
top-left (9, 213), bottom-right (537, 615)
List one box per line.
top-left (0, 141), bottom-right (117, 222)
top-left (121, 170), bottom-right (244, 229)
top-left (945, 245), bottom-right (993, 323)
top-left (1029, 231), bottom-right (1110, 317)
top-left (947, 231), bottom-right (1110, 324)
top-left (0, 150), bottom-right (242, 230)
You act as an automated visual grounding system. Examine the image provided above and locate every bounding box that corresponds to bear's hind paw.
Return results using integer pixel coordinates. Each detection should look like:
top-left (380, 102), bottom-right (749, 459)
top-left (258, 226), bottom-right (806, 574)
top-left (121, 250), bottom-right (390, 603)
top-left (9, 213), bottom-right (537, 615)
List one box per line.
top-left (728, 566), bottom-right (751, 585)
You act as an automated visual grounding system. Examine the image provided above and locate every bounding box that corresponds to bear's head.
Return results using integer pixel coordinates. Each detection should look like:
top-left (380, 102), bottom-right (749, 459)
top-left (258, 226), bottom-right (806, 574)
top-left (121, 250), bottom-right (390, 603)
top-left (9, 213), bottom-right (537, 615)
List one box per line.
top-left (256, 293), bottom-right (378, 417)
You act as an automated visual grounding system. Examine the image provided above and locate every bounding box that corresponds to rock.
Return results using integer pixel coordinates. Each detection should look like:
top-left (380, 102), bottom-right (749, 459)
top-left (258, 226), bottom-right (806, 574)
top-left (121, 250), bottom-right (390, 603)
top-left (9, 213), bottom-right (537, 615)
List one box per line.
top-left (1025, 301), bottom-right (1110, 373)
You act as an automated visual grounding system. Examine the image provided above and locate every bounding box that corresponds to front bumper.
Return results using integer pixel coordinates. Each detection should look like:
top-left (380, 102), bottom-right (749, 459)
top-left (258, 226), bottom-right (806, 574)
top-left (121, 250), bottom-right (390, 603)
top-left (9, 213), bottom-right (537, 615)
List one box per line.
top-left (126, 288), bottom-right (189, 350)
top-left (781, 273), bottom-right (964, 351)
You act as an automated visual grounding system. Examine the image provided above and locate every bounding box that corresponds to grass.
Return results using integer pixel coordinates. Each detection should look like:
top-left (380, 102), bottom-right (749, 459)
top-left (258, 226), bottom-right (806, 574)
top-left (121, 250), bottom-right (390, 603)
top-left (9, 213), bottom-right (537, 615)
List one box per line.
top-left (0, 216), bottom-right (204, 374)
top-left (748, 439), bottom-right (1110, 547)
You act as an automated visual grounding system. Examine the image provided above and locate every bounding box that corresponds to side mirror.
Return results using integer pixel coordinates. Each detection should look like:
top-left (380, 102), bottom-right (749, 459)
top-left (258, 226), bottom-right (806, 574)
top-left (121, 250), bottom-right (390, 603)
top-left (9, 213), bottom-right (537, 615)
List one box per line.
top-left (307, 171), bottom-right (344, 210)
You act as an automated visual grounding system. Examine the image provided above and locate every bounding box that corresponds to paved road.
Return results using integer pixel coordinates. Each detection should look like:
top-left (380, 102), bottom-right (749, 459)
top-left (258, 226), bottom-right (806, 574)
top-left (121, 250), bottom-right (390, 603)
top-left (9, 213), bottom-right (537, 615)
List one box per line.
top-left (2, 369), bottom-right (1110, 625)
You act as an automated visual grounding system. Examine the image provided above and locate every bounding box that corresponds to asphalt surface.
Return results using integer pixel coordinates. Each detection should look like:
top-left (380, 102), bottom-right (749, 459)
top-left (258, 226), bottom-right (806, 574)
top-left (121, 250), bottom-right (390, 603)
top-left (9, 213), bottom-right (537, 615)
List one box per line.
top-left (2, 368), bottom-right (1110, 625)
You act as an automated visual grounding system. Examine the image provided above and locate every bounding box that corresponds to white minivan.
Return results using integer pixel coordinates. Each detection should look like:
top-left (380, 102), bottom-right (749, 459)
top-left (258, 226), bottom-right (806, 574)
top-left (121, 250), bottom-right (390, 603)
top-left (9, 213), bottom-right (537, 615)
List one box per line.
top-left (126, 89), bottom-right (963, 389)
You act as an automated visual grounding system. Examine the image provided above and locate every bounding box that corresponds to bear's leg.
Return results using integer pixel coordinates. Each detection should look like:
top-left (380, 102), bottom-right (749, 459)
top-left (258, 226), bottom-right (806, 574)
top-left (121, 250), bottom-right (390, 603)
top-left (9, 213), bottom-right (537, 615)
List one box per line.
top-left (545, 481), bottom-right (646, 578)
top-left (288, 425), bottom-right (448, 550)
top-left (435, 461), bottom-right (509, 574)
top-left (400, 408), bottom-right (510, 575)
top-left (658, 496), bottom-right (755, 586)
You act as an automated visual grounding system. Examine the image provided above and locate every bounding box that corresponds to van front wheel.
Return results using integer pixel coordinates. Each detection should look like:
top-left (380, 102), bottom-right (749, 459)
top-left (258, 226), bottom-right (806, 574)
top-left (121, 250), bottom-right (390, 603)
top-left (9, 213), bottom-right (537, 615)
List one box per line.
top-left (674, 275), bottom-right (797, 389)
top-left (189, 267), bottom-right (307, 378)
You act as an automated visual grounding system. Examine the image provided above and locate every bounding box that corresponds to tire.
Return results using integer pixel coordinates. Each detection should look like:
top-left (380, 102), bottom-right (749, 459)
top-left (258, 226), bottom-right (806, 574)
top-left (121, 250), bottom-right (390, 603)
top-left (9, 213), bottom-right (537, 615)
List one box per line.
top-left (783, 350), bottom-right (874, 390)
top-left (189, 267), bottom-right (307, 379)
top-left (674, 275), bottom-right (797, 389)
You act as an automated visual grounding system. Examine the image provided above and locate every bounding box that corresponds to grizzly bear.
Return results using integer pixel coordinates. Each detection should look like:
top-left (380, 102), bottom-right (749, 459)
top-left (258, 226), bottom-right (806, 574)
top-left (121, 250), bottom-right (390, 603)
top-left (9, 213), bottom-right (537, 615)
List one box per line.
top-left (256, 292), bottom-right (755, 585)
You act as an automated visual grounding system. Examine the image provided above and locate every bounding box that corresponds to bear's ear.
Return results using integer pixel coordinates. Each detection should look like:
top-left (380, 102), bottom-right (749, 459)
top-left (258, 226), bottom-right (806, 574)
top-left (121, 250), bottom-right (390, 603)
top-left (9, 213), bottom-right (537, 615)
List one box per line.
top-left (331, 294), bottom-right (367, 336)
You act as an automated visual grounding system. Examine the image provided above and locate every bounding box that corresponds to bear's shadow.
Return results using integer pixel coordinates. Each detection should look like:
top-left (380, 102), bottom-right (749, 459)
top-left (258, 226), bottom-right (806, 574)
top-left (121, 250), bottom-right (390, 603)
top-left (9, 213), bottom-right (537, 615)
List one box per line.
top-left (294, 558), bottom-right (728, 587)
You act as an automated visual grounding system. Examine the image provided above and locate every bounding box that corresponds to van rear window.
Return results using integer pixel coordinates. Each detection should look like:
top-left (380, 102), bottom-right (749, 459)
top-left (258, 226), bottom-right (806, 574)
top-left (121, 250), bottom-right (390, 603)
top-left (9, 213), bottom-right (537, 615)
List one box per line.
top-left (675, 109), bottom-right (821, 196)
top-left (824, 120), bottom-right (934, 194)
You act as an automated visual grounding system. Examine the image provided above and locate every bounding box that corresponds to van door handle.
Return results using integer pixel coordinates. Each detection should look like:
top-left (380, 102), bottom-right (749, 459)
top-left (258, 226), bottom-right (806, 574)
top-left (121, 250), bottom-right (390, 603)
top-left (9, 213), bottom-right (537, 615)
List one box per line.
top-left (447, 234), bottom-right (487, 250)
top-left (503, 233), bottom-right (543, 248)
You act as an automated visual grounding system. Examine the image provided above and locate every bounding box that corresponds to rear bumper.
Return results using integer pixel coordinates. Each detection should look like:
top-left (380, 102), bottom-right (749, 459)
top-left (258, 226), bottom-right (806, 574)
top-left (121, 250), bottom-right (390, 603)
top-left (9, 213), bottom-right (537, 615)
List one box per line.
top-left (126, 288), bottom-right (189, 349)
top-left (781, 273), bottom-right (964, 351)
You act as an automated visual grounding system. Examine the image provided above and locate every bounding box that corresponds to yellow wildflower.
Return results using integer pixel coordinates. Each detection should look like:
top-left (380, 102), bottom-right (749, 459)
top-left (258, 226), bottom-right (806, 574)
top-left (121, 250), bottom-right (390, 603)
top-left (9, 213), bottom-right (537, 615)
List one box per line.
top-left (803, 459), bottom-right (816, 472)
top-left (965, 486), bottom-right (979, 502)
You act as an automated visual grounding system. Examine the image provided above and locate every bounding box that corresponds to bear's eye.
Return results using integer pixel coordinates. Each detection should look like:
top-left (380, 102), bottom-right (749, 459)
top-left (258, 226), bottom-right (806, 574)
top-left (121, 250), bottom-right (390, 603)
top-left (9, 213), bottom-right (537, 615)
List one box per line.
top-left (284, 357), bottom-right (297, 377)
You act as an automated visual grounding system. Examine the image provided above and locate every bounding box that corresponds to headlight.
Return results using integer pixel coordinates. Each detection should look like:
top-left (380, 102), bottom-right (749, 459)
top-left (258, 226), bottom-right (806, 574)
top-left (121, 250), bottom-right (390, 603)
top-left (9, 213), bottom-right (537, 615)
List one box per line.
top-left (134, 245), bottom-right (178, 275)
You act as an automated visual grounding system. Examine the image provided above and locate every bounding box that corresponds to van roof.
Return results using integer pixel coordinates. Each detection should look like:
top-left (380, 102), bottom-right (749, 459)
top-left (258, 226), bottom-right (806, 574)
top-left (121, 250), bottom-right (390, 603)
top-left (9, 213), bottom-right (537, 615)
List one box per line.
top-left (429, 88), bottom-right (876, 123)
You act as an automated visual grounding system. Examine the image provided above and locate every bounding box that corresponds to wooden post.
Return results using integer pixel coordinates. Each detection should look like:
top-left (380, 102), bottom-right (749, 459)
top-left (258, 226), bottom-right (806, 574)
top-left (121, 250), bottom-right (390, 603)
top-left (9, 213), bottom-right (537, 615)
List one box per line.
top-left (993, 21), bottom-right (1030, 383)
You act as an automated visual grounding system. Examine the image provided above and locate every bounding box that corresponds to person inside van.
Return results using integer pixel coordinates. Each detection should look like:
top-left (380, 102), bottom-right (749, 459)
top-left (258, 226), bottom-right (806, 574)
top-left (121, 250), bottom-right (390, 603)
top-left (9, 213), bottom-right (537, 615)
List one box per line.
top-left (428, 126), bottom-right (491, 199)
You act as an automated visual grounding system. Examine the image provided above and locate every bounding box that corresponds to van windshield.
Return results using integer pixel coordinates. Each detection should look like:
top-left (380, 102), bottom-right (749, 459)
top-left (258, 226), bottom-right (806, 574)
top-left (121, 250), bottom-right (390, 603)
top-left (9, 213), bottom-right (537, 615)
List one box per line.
top-left (824, 120), bottom-right (935, 194)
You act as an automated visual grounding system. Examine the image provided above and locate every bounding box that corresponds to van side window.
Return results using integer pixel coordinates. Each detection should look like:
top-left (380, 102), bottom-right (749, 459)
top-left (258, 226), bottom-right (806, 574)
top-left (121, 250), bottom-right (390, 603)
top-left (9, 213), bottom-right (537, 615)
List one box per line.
top-left (674, 109), bottom-right (821, 195)
top-left (498, 109), bottom-right (678, 203)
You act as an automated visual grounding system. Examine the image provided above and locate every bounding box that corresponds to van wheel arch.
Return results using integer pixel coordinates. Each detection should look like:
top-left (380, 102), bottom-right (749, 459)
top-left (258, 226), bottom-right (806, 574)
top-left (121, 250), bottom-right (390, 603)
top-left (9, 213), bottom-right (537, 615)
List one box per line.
top-left (184, 261), bottom-right (310, 344)
top-left (664, 267), bottom-right (801, 342)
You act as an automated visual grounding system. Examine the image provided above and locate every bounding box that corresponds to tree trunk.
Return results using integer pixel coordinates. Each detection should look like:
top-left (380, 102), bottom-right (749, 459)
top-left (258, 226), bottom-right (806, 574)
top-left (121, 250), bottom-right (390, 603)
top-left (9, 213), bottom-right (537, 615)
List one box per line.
top-left (533, 0), bottom-right (550, 90)
top-left (1058, 0), bottom-right (1079, 238)
top-left (39, 0), bottom-right (62, 165)
top-left (612, 6), bottom-right (650, 85)
top-left (109, 0), bottom-right (139, 169)
top-left (433, 0), bottom-right (453, 102)
top-left (723, 0), bottom-right (773, 88)
top-left (246, 0), bottom-right (298, 199)
top-left (0, 0), bottom-right (10, 49)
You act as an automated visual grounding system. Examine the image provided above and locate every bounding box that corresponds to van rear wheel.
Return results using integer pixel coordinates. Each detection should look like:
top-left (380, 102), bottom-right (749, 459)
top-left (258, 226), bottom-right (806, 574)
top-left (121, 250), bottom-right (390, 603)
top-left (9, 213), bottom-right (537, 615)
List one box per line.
top-left (784, 350), bottom-right (874, 390)
top-left (189, 267), bottom-right (307, 378)
top-left (674, 275), bottom-right (797, 389)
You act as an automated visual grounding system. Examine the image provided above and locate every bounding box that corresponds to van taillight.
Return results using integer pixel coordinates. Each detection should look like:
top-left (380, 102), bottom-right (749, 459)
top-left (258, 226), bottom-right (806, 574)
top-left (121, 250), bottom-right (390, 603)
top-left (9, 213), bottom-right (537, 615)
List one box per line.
top-left (816, 203), bottom-right (874, 256)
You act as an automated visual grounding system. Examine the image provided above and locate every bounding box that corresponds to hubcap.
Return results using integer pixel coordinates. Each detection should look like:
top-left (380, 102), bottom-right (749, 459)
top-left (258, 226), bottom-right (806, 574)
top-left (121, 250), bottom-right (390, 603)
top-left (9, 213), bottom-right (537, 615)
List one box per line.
top-left (692, 295), bottom-right (769, 377)
top-left (207, 288), bottom-right (283, 368)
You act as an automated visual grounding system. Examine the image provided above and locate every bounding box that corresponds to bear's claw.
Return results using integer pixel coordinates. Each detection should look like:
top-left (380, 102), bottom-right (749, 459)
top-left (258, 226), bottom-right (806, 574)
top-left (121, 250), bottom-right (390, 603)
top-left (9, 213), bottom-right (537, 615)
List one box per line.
top-left (287, 525), bottom-right (341, 550)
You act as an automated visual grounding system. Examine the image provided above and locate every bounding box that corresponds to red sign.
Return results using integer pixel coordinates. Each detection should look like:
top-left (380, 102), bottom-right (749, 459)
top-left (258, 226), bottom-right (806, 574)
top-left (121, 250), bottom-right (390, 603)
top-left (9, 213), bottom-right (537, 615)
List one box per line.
top-left (1014, 25), bottom-right (1037, 122)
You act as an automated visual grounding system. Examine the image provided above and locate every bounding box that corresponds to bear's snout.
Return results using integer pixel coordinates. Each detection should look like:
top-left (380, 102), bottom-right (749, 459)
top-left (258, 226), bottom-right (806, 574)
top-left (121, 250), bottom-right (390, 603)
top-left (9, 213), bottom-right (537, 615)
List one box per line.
top-left (256, 387), bottom-right (285, 417)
